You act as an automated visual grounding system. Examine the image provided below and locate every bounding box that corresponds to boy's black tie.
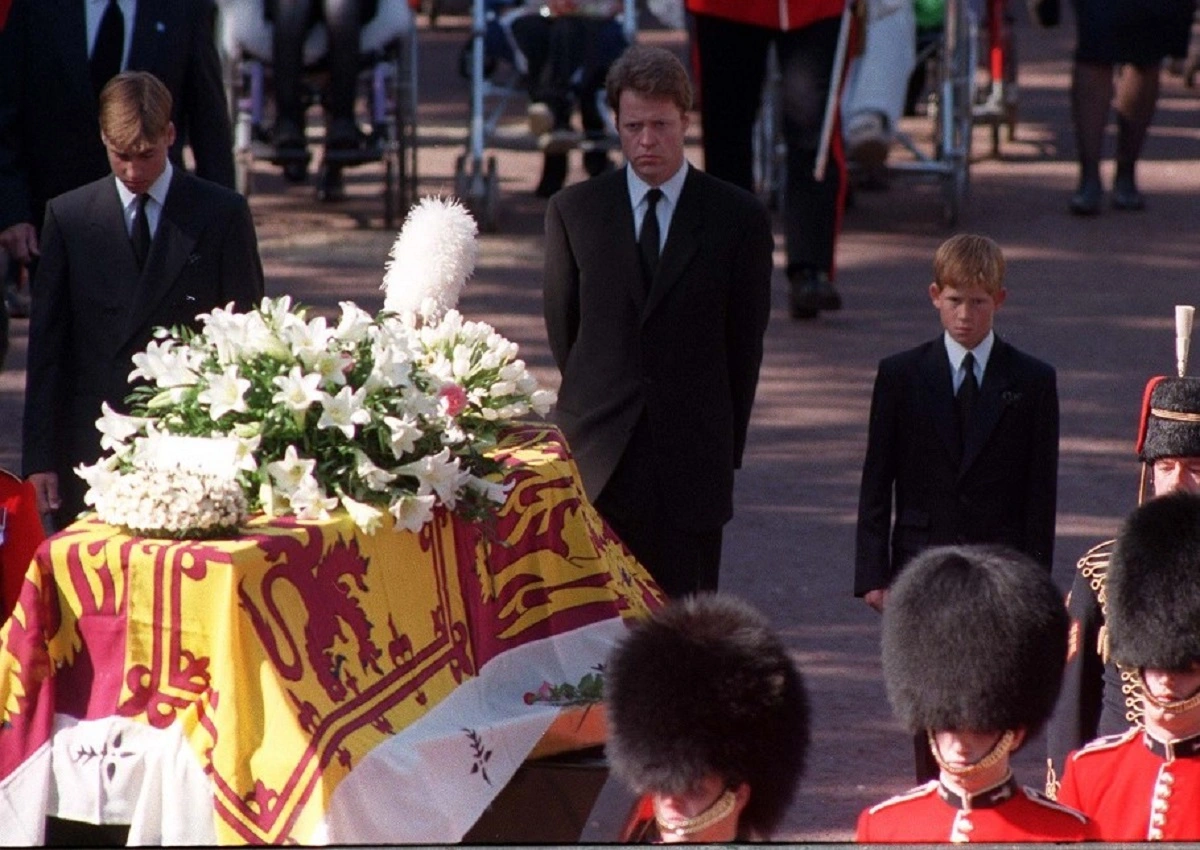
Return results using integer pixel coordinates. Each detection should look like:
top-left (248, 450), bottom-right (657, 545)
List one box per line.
top-left (131, 194), bottom-right (151, 269)
top-left (91, 0), bottom-right (125, 98)
top-left (956, 351), bottom-right (979, 444)
top-left (639, 188), bottom-right (662, 289)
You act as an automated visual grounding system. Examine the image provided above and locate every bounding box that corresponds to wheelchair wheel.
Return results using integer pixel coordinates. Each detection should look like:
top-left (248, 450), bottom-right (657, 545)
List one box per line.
top-left (453, 153), bottom-right (500, 232)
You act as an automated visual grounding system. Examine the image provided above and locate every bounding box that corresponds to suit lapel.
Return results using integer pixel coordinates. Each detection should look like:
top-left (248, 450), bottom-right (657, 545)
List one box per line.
top-left (89, 179), bottom-right (142, 300)
top-left (918, 340), bottom-right (960, 462)
top-left (128, 0), bottom-right (170, 71)
top-left (961, 337), bottom-right (1016, 472)
top-left (122, 171), bottom-right (198, 348)
top-left (599, 168), bottom-right (646, 314)
top-left (642, 168), bottom-right (701, 321)
top-left (52, 0), bottom-right (96, 121)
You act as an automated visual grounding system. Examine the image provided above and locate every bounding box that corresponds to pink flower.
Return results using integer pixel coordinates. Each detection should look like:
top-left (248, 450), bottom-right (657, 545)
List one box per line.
top-left (438, 384), bottom-right (468, 417)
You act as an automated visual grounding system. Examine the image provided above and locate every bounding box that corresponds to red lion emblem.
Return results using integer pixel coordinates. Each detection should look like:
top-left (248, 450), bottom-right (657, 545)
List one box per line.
top-left (241, 530), bottom-right (383, 704)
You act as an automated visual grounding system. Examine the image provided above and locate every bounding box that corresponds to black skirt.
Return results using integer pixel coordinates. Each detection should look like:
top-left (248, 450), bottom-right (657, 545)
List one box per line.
top-left (1072, 0), bottom-right (1196, 63)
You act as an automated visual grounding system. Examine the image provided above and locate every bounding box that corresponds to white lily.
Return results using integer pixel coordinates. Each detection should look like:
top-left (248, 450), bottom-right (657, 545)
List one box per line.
top-left (398, 447), bottom-right (467, 507)
top-left (272, 366), bottom-right (324, 413)
top-left (383, 413), bottom-right (423, 457)
top-left (287, 475), bottom-right (338, 520)
top-left (265, 445), bottom-right (316, 495)
top-left (95, 403), bottom-right (148, 452)
top-left (354, 450), bottom-right (396, 490)
top-left (317, 385), bottom-right (371, 439)
top-left (388, 492), bottom-right (437, 532)
top-left (198, 366), bottom-right (252, 421)
top-left (341, 493), bottom-right (385, 534)
top-left (128, 339), bottom-right (199, 388)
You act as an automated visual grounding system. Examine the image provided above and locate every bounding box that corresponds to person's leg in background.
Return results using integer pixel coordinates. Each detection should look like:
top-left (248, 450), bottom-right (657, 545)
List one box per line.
top-left (576, 17), bottom-right (625, 177)
top-left (1110, 62), bottom-right (1159, 210)
top-left (841, 0), bottom-right (917, 187)
top-left (510, 11), bottom-right (573, 196)
top-left (322, 0), bottom-right (369, 149)
top-left (1068, 59), bottom-right (1113, 214)
top-left (776, 16), bottom-right (848, 319)
top-left (270, 0), bottom-right (316, 153)
top-left (691, 14), bottom-right (770, 194)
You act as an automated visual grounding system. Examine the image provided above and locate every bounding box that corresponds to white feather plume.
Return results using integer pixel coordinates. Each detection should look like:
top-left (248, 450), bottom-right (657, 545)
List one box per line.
top-left (382, 197), bottom-right (479, 323)
top-left (1177, 305), bottom-right (1195, 377)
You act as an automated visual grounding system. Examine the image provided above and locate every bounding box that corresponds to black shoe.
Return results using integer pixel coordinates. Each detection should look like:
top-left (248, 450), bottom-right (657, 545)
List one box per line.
top-left (1069, 178), bottom-right (1102, 216)
top-left (789, 270), bottom-right (822, 320)
top-left (535, 152), bottom-right (568, 198)
top-left (271, 118), bottom-right (306, 158)
top-left (1111, 175), bottom-right (1146, 211)
top-left (316, 165), bottom-right (346, 202)
top-left (817, 275), bottom-right (842, 311)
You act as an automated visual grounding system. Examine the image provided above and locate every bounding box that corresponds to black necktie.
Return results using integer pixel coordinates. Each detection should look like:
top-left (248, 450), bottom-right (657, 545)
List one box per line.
top-left (639, 188), bottom-right (662, 289)
top-left (91, 0), bottom-right (125, 98)
top-left (131, 194), bottom-right (151, 269)
top-left (956, 351), bottom-right (979, 445)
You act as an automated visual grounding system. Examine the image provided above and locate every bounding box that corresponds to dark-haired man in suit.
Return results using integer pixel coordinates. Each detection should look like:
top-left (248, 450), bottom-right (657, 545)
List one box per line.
top-left (543, 44), bottom-right (773, 598)
top-left (22, 72), bottom-right (263, 533)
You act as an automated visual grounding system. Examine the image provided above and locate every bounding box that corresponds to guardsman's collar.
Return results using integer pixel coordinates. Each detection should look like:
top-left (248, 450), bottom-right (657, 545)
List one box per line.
top-left (1143, 729), bottom-right (1200, 761)
top-left (937, 774), bottom-right (1017, 810)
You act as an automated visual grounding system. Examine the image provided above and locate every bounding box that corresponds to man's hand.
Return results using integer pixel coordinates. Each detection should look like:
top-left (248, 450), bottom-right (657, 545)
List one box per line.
top-left (863, 588), bottom-right (889, 613)
top-left (0, 222), bottom-right (38, 265)
top-left (28, 471), bottom-right (60, 517)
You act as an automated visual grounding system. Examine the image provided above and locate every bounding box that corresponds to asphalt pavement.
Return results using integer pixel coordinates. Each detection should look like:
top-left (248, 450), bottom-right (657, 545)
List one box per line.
top-left (2, 8), bottom-right (1199, 841)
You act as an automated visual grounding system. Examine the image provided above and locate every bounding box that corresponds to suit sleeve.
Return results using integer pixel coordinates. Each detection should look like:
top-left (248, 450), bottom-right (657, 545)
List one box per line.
top-left (180, 0), bottom-right (235, 189)
top-left (1023, 365), bottom-right (1059, 568)
top-left (218, 195), bottom-right (264, 308)
top-left (542, 197), bottom-right (578, 375)
top-left (725, 198), bottom-right (773, 469)
top-left (21, 201), bottom-right (70, 476)
top-left (1045, 565), bottom-right (1104, 797)
top-left (854, 361), bottom-right (898, 596)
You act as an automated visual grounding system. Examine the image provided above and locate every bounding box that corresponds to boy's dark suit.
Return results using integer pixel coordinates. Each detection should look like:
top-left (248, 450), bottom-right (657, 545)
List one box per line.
top-left (543, 165), bottom-right (773, 595)
top-left (854, 335), bottom-right (1059, 597)
top-left (0, 0), bottom-right (235, 236)
top-left (22, 170), bottom-right (264, 527)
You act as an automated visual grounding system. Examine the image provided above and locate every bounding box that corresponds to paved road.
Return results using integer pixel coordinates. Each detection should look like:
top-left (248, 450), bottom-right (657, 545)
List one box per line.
top-left (2, 8), bottom-right (1198, 841)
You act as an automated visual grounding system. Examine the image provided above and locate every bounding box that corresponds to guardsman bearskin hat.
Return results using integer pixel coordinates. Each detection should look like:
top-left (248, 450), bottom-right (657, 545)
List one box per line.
top-left (882, 545), bottom-right (1067, 737)
top-left (1108, 491), bottom-right (1200, 671)
top-left (1136, 376), bottom-right (1200, 462)
top-left (604, 593), bottom-right (809, 838)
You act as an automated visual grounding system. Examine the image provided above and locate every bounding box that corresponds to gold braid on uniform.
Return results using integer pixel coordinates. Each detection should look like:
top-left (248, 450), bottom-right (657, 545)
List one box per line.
top-left (1078, 540), bottom-right (1145, 728)
top-left (927, 729), bottom-right (1016, 778)
top-left (1044, 758), bottom-right (1060, 800)
top-left (653, 788), bottom-right (739, 839)
top-left (1137, 672), bottom-right (1200, 715)
top-left (1149, 408), bottom-right (1200, 423)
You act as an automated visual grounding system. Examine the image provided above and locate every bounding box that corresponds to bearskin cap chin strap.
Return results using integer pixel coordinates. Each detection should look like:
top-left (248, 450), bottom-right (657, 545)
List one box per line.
top-left (1137, 670), bottom-right (1200, 715)
top-left (653, 788), bottom-right (739, 839)
top-left (927, 729), bottom-right (1017, 779)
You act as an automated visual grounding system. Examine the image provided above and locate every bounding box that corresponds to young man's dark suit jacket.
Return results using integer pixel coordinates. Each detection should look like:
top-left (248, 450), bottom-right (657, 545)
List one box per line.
top-left (543, 164), bottom-right (773, 586)
top-left (0, 0), bottom-right (235, 236)
top-left (854, 335), bottom-right (1059, 597)
top-left (21, 170), bottom-right (264, 528)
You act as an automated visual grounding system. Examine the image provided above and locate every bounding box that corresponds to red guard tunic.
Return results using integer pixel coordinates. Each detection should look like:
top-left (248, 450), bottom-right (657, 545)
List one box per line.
top-left (1059, 727), bottom-right (1200, 841)
top-left (0, 469), bottom-right (44, 622)
top-left (856, 776), bottom-right (1094, 842)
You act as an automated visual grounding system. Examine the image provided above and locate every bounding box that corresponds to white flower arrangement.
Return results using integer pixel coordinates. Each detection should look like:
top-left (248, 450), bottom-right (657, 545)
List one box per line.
top-left (79, 197), bottom-right (557, 536)
top-left (87, 462), bottom-right (248, 540)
